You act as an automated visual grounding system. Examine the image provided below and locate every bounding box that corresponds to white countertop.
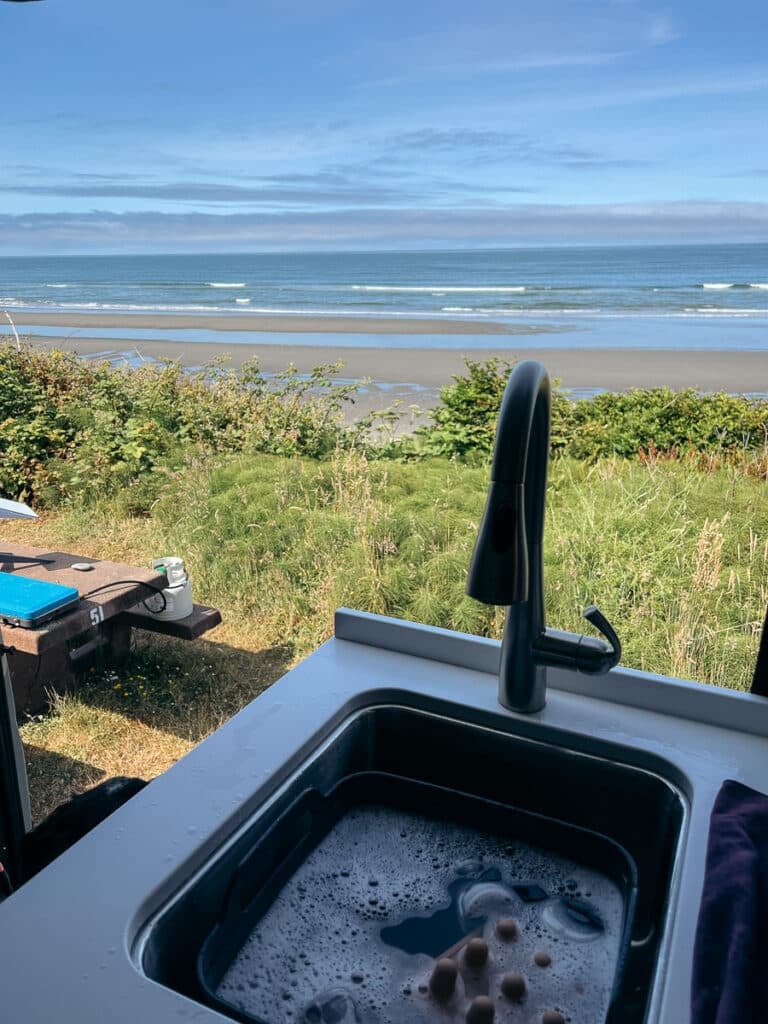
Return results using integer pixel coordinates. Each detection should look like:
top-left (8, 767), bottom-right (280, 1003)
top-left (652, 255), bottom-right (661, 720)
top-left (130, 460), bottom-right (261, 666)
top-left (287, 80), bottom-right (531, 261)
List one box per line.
top-left (2, 608), bottom-right (767, 1023)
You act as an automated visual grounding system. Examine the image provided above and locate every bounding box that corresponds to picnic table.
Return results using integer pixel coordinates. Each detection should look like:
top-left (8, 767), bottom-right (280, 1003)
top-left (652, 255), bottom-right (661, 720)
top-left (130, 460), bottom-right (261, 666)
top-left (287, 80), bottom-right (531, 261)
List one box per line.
top-left (0, 544), bottom-right (221, 714)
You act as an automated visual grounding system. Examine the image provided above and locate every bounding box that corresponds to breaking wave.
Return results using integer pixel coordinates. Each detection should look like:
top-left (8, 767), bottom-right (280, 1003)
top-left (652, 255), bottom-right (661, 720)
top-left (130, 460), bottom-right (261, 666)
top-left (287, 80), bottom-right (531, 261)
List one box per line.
top-left (351, 285), bottom-right (526, 293)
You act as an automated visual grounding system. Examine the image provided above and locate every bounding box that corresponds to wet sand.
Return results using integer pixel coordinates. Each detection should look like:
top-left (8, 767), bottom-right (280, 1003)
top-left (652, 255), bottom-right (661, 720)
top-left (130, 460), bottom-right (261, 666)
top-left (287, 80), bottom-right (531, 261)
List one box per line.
top-left (9, 310), bottom-right (517, 335)
top-left (9, 312), bottom-right (766, 420)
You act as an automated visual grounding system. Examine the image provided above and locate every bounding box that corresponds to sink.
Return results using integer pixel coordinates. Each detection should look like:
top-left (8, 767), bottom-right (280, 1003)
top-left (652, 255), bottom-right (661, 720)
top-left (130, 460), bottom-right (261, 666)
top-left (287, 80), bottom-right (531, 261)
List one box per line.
top-left (138, 703), bottom-right (686, 1024)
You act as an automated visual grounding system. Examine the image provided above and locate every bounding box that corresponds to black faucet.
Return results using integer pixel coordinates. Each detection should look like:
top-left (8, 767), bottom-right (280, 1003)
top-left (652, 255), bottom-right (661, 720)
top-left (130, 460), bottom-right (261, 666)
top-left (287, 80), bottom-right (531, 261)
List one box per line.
top-left (466, 360), bottom-right (621, 713)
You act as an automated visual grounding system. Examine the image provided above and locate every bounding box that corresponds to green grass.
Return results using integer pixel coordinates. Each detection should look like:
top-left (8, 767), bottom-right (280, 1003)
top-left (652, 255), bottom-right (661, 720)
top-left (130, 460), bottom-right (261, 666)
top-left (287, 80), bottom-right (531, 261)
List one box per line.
top-left (10, 449), bottom-right (767, 820)
top-left (28, 448), bottom-right (768, 684)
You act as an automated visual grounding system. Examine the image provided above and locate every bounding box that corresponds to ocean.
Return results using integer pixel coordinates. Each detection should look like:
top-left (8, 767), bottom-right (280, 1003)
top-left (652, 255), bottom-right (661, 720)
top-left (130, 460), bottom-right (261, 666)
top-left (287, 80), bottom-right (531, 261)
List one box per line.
top-left (1, 244), bottom-right (767, 352)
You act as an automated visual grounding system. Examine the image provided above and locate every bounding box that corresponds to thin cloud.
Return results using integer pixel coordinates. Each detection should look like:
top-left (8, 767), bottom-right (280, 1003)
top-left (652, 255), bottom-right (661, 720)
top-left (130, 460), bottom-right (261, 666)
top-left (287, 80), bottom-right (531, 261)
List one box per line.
top-left (359, 49), bottom-right (625, 89)
top-left (396, 129), bottom-right (521, 152)
top-left (348, 4), bottom-right (680, 90)
top-left (0, 112), bottom-right (153, 132)
top-left (0, 167), bottom-right (540, 207)
top-left (553, 69), bottom-right (768, 110)
top-left (2, 202), bottom-right (766, 253)
top-left (387, 129), bottom-right (650, 171)
top-left (0, 180), bottom-right (416, 206)
top-left (647, 14), bottom-right (681, 47)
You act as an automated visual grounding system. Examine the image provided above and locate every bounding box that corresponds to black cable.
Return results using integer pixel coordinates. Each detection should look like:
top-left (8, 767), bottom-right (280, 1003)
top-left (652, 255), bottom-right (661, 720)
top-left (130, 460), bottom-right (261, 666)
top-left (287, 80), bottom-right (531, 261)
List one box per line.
top-left (79, 579), bottom-right (168, 613)
top-left (80, 579), bottom-right (166, 599)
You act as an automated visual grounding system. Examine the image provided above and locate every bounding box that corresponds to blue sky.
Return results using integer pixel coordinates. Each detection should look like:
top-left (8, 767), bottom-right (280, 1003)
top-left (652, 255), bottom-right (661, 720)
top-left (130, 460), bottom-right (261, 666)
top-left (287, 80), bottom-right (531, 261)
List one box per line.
top-left (2, 0), bottom-right (767, 252)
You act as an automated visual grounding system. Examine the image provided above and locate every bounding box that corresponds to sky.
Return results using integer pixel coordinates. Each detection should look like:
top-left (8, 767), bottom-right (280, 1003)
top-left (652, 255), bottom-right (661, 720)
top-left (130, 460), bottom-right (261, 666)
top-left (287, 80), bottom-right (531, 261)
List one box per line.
top-left (1, 0), bottom-right (768, 253)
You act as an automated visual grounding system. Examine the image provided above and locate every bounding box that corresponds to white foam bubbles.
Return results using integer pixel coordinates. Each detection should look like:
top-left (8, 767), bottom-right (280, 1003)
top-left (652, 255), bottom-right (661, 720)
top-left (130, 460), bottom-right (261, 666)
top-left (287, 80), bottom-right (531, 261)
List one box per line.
top-left (215, 805), bottom-right (624, 1024)
top-left (350, 286), bottom-right (526, 294)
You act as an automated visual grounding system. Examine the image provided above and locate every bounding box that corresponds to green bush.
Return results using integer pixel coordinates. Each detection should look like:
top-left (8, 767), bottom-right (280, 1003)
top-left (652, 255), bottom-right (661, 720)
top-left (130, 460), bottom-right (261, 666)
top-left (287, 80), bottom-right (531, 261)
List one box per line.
top-left (564, 388), bottom-right (768, 460)
top-left (408, 357), bottom-right (515, 459)
top-left (0, 346), bottom-right (369, 507)
top-left (408, 357), bottom-right (768, 465)
top-left (3, 346), bottom-right (766, 510)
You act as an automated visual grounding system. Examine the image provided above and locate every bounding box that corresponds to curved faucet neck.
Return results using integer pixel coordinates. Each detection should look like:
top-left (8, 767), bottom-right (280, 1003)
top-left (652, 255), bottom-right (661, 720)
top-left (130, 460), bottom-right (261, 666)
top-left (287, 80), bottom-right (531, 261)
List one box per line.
top-left (466, 360), bottom-right (621, 714)
top-left (465, 360), bottom-right (551, 613)
top-left (491, 361), bottom-right (551, 610)
top-left (490, 362), bottom-right (551, 476)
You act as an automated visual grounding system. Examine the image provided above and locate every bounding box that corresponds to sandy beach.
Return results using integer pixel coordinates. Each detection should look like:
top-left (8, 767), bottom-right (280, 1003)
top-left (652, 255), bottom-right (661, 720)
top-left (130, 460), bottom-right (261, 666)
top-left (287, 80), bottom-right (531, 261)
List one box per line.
top-left (10, 311), bottom-right (766, 420)
top-left (9, 310), bottom-right (518, 336)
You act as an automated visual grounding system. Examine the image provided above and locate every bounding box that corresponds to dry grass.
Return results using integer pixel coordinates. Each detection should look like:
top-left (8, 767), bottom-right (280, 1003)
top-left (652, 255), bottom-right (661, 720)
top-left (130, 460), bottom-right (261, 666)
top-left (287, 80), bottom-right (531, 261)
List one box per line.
top-left (22, 702), bottom-right (193, 822)
top-left (3, 512), bottom-right (296, 822)
top-left (16, 628), bottom-right (294, 823)
top-left (670, 517), bottom-right (727, 680)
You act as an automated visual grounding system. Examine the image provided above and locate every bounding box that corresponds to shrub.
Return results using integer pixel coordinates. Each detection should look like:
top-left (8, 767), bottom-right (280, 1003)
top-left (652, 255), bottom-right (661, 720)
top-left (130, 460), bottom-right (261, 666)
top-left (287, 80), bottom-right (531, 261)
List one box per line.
top-left (405, 357), bottom-right (581, 461)
top-left (407, 357), bottom-right (768, 466)
top-left (0, 345), bottom-right (370, 508)
top-left (3, 346), bottom-right (766, 510)
top-left (564, 388), bottom-right (768, 461)
top-left (409, 357), bottom-right (515, 459)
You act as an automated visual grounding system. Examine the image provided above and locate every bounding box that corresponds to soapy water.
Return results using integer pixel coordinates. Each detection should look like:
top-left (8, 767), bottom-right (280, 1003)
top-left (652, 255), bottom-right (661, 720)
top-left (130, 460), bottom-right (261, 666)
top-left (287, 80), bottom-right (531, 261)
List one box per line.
top-left (216, 806), bottom-right (624, 1024)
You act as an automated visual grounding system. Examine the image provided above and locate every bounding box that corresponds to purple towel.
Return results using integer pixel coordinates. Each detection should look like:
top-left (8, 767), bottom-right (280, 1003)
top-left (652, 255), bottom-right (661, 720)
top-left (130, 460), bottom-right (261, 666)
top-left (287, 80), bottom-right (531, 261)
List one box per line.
top-left (691, 780), bottom-right (768, 1023)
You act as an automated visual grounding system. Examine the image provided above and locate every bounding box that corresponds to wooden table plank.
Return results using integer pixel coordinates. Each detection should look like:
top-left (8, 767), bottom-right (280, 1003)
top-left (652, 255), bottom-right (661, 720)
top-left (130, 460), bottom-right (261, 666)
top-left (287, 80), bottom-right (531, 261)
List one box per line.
top-left (0, 544), bottom-right (165, 654)
top-left (118, 604), bottom-right (222, 640)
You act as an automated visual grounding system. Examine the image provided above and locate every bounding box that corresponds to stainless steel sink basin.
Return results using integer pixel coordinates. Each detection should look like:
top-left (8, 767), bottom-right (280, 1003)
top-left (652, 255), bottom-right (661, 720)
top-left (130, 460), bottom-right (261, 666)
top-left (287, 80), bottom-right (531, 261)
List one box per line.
top-left (138, 703), bottom-right (686, 1024)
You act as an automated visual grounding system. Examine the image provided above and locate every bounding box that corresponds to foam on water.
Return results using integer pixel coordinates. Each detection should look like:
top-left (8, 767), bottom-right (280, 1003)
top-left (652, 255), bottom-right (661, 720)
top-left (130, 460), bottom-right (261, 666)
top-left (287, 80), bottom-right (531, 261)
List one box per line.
top-left (2, 246), bottom-right (767, 324)
top-left (350, 285), bottom-right (526, 293)
top-left (215, 805), bottom-right (624, 1024)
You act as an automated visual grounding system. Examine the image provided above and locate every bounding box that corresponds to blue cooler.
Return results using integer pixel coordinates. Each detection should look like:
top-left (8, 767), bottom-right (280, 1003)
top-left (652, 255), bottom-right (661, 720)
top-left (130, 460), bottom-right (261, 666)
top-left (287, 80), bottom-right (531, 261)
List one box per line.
top-left (0, 574), bottom-right (80, 628)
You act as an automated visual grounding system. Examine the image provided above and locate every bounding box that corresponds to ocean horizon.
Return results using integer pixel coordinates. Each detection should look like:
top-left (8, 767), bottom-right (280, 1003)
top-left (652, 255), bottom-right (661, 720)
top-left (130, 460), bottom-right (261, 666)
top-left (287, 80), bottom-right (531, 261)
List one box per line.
top-left (2, 243), bottom-right (767, 353)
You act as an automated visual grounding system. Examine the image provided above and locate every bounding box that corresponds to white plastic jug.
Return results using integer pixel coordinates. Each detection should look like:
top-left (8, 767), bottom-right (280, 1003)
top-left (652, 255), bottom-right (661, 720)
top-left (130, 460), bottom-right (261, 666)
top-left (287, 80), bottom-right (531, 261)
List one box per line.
top-left (146, 556), bottom-right (193, 620)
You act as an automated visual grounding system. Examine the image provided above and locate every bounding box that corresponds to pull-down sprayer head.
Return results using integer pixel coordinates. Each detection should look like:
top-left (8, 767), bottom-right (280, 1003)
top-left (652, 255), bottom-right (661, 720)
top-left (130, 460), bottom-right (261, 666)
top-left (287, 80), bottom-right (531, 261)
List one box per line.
top-left (466, 360), bottom-right (550, 609)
